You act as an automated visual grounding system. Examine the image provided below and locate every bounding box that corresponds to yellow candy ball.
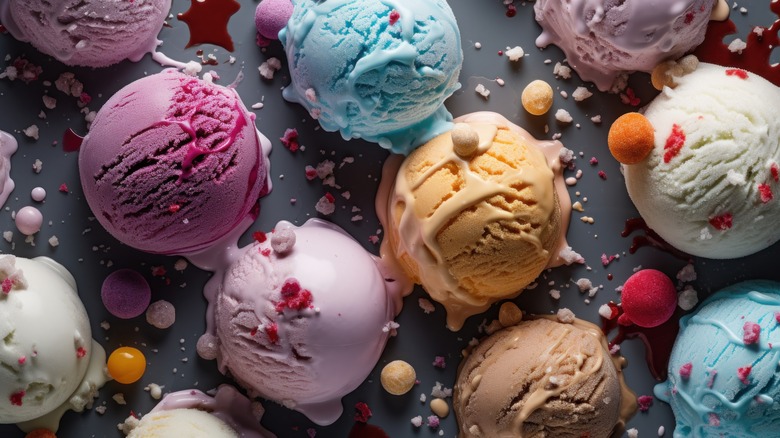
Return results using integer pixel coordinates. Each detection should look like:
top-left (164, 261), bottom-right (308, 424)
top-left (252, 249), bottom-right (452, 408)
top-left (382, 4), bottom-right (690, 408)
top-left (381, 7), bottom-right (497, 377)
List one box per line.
top-left (380, 360), bottom-right (416, 395)
top-left (107, 347), bottom-right (146, 384)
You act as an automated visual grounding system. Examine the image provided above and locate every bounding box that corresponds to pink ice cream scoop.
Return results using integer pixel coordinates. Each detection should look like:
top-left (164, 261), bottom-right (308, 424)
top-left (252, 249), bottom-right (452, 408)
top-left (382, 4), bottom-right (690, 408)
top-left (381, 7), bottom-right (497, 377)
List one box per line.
top-left (0, 0), bottom-right (171, 68)
top-left (534, 0), bottom-right (726, 91)
top-left (78, 69), bottom-right (272, 255)
top-left (197, 219), bottom-right (403, 426)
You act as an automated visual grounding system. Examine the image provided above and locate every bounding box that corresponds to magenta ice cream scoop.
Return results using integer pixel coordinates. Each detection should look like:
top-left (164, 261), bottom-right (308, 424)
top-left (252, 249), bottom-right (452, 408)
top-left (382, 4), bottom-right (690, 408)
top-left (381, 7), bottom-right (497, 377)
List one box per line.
top-left (78, 69), bottom-right (272, 255)
top-left (0, 0), bottom-right (171, 68)
top-left (197, 219), bottom-right (404, 426)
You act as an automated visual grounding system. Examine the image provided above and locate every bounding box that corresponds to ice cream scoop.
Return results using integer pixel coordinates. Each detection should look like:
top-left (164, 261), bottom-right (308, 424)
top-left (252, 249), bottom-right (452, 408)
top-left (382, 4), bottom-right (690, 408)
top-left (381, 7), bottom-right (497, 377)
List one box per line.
top-left (279, 0), bottom-right (463, 154)
top-left (534, 0), bottom-right (727, 91)
top-left (79, 69), bottom-right (272, 256)
top-left (454, 316), bottom-right (636, 437)
top-left (623, 63), bottom-right (780, 259)
top-left (378, 111), bottom-right (571, 330)
top-left (121, 385), bottom-right (274, 437)
top-left (197, 219), bottom-right (403, 426)
top-left (0, 255), bottom-right (107, 432)
top-left (0, 0), bottom-right (171, 68)
top-left (655, 280), bottom-right (780, 437)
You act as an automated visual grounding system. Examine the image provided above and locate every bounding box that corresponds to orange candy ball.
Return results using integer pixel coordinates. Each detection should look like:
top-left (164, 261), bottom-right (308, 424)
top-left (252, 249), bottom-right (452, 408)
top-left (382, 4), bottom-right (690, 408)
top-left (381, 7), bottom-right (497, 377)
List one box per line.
top-left (608, 112), bottom-right (655, 165)
top-left (107, 347), bottom-right (146, 384)
top-left (25, 430), bottom-right (56, 438)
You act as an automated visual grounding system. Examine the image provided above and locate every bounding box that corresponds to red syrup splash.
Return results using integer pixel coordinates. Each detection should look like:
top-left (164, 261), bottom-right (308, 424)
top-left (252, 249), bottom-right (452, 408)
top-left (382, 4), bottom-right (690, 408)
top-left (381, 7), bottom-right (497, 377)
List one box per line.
top-left (348, 423), bottom-right (390, 438)
top-left (621, 218), bottom-right (693, 262)
top-left (63, 128), bottom-right (84, 152)
top-left (694, 1), bottom-right (780, 86)
top-left (178, 0), bottom-right (240, 52)
top-left (602, 302), bottom-right (683, 381)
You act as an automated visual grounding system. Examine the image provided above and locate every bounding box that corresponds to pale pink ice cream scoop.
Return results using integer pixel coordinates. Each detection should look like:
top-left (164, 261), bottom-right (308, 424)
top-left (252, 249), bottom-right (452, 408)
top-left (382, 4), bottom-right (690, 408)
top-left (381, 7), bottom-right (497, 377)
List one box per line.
top-left (0, 0), bottom-right (171, 68)
top-left (197, 219), bottom-right (402, 426)
top-left (534, 0), bottom-right (724, 91)
top-left (79, 69), bottom-right (272, 255)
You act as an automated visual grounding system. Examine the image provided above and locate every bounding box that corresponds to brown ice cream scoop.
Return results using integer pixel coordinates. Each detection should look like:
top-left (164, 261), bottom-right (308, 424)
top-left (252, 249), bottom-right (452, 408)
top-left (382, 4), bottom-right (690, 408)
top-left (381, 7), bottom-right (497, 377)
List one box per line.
top-left (453, 317), bottom-right (636, 437)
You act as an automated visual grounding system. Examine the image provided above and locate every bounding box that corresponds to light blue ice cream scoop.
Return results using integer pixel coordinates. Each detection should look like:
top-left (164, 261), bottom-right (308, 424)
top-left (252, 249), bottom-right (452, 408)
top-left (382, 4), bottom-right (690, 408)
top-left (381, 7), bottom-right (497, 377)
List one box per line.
top-left (655, 280), bottom-right (780, 437)
top-left (279, 0), bottom-right (462, 154)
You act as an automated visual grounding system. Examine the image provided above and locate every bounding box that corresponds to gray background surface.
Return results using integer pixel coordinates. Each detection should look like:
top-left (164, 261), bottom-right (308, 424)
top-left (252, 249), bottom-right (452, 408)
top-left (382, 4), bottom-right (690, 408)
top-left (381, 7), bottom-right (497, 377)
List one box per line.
top-left (0, 1), bottom-right (769, 436)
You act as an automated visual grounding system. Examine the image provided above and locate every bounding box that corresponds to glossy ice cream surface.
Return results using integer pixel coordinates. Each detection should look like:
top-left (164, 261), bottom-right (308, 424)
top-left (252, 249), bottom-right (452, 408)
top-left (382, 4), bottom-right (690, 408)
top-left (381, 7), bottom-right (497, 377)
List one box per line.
top-left (122, 385), bottom-right (274, 438)
top-left (197, 219), bottom-right (403, 426)
top-left (624, 63), bottom-right (780, 259)
top-left (454, 317), bottom-right (636, 437)
top-left (379, 111), bottom-right (571, 330)
top-left (655, 280), bottom-right (780, 437)
top-left (0, 0), bottom-right (171, 68)
top-left (534, 0), bottom-right (727, 91)
top-left (79, 69), bottom-right (272, 256)
top-left (280, 0), bottom-right (463, 154)
top-left (0, 256), bottom-right (107, 432)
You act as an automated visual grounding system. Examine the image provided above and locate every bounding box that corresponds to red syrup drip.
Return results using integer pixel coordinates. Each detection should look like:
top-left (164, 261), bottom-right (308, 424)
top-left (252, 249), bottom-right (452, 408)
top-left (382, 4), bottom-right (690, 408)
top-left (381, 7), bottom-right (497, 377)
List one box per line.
top-left (177, 0), bottom-right (240, 52)
top-left (694, 2), bottom-right (780, 86)
top-left (621, 217), bottom-right (693, 262)
top-left (63, 128), bottom-right (84, 152)
top-left (602, 302), bottom-right (683, 381)
top-left (349, 423), bottom-right (390, 438)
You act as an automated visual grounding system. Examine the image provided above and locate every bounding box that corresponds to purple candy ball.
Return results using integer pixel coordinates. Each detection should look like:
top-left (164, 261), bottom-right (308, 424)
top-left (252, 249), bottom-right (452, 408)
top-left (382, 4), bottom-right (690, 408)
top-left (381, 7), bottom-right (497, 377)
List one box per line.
top-left (101, 269), bottom-right (151, 319)
top-left (255, 0), bottom-right (294, 40)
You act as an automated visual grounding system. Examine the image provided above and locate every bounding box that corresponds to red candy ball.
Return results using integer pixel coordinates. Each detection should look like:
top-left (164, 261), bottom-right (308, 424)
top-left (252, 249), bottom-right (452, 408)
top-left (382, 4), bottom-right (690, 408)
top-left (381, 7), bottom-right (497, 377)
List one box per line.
top-left (619, 269), bottom-right (677, 328)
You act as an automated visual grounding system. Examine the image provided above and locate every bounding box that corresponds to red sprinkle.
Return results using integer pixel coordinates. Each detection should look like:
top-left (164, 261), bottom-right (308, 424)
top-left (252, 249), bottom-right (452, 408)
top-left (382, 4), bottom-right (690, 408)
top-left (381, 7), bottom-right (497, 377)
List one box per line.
top-left (432, 356), bottom-right (446, 369)
top-left (280, 128), bottom-right (300, 152)
top-left (706, 369), bottom-right (718, 388)
top-left (620, 87), bottom-right (641, 106)
top-left (79, 92), bottom-right (92, 105)
top-left (275, 278), bottom-right (314, 313)
top-left (505, 4), bottom-right (517, 17)
top-left (151, 266), bottom-right (167, 277)
top-left (354, 402), bottom-right (372, 423)
top-left (388, 10), bottom-right (400, 25)
top-left (59, 183), bottom-right (69, 193)
top-left (663, 124), bottom-right (686, 163)
top-left (304, 166), bottom-right (317, 181)
top-left (2, 278), bottom-right (12, 294)
top-left (250, 326), bottom-right (258, 337)
top-left (737, 366), bottom-right (752, 385)
top-left (775, 312), bottom-right (780, 323)
top-left (600, 253), bottom-right (618, 267)
top-left (589, 157), bottom-right (599, 165)
top-left (637, 395), bottom-right (653, 412)
top-left (261, 248), bottom-right (271, 257)
top-left (708, 213), bottom-right (733, 231)
top-left (9, 391), bottom-right (24, 406)
top-left (743, 321), bottom-right (761, 344)
top-left (597, 170), bottom-right (607, 180)
top-left (679, 362), bottom-right (693, 379)
top-left (253, 231), bottom-right (268, 243)
top-left (684, 12), bottom-right (695, 24)
top-left (168, 203), bottom-right (181, 213)
top-left (324, 192), bottom-right (335, 203)
top-left (759, 183), bottom-right (773, 203)
top-left (76, 346), bottom-right (87, 358)
top-left (726, 68), bottom-right (749, 79)
top-left (709, 413), bottom-right (720, 427)
top-left (265, 323), bottom-right (279, 344)
top-left (771, 163), bottom-right (779, 182)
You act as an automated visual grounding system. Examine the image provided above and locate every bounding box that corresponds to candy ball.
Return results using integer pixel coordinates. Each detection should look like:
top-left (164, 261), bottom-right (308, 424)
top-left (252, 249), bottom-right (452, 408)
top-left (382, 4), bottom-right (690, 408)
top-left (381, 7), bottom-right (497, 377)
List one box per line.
top-left (15, 206), bottom-right (43, 235)
top-left (608, 112), bottom-right (654, 165)
top-left (619, 269), bottom-right (677, 328)
top-left (107, 347), bottom-right (146, 384)
top-left (255, 0), bottom-right (293, 41)
top-left (380, 360), bottom-right (416, 395)
top-left (101, 269), bottom-right (151, 319)
top-left (521, 80), bottom-right (553, 116)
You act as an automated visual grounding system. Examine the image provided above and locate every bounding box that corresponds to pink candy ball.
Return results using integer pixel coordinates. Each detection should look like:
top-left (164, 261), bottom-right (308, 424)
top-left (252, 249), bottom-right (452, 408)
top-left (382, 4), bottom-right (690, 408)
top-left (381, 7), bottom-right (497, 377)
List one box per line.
top-left (619, 269), bottom-right (677, 328)
top-left (255, 0), bottom-right (293, 40)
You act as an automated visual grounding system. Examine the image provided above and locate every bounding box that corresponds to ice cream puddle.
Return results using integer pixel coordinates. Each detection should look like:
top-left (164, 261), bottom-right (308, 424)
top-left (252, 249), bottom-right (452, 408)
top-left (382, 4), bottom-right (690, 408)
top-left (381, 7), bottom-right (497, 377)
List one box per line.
top-left (178, 0), bottom-right (241, 52)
